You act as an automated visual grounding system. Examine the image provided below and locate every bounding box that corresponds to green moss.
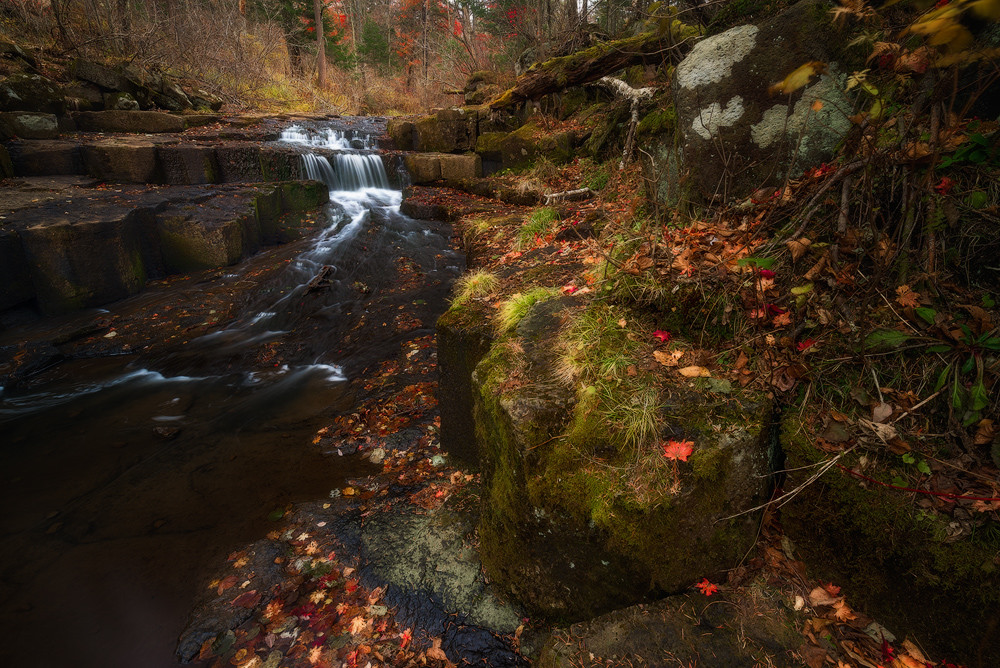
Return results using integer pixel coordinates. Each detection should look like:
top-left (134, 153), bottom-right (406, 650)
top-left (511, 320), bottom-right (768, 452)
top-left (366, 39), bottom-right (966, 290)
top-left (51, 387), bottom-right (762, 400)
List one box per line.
top-left (637, 107), bottom-right (676, 136)
top-left (279, 181), bottom-right (329, 212)
top-left (690, 446), bottom-right (728, 480)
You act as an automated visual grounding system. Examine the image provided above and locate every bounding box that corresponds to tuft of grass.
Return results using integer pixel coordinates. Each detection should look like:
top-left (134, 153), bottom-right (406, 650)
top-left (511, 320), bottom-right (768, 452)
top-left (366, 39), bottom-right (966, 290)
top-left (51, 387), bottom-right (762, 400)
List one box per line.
top-left (516, 207), bottom-right (559, 249)
top-left (496, 287), bottom-right (560, 334)
top-left (451, 270), bottom-right (500, 306)
top-left (462, 216), bottom-right (495, 247)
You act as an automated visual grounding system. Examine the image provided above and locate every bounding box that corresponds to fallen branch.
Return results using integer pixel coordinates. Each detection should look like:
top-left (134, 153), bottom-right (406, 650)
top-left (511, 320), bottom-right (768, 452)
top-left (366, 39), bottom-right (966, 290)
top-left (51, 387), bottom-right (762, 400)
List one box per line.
top-left (592, 76), bottom-right (656, 169)
top-left (543, 187), bottom-right (595, 205)
top-left (489, 25), bottom-right (696, 109)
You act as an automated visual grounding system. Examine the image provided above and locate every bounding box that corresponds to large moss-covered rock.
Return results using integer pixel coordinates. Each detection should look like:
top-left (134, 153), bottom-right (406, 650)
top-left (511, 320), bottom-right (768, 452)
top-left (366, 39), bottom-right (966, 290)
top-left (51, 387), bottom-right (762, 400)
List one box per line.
top-left (437, 302), bottom-right (494, 466)
top-left (404, 153), bottom-right (483, 183)
top-left (781, 413), bottom-right (1000, 666)
top-left (673, 0), bottom-right (852, 201)
top-left (537, 590), bottom-right (801, 668)
top-left (499, 124), bottom-right (574, 170)
top-left (474, 298), bottom-right (772, 620)
top-left (155, 198), bottom-right (259, 274)
top-left (0, 74), bottom-right (65, 114)
top-left (0, 112), bottom-right (59, 140)
top-left (407, 108), bottom-right (480, 153)
top-left (386, 118), bottom-right (416, 150)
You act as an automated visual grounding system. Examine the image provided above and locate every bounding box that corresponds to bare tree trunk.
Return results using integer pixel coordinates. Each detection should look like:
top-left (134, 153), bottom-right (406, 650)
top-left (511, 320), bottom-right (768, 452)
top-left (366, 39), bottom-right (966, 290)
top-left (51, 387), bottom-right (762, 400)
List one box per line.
top-left (314, 0), bottom-right (326, 88)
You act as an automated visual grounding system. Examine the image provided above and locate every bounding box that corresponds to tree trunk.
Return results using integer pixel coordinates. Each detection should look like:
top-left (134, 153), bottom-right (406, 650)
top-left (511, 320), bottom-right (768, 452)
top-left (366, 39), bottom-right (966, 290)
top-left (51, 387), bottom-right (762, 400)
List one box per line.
top-left (314, 0), bottom-right (327, 88)
top-left (490, 29), bottom-right (688, 109)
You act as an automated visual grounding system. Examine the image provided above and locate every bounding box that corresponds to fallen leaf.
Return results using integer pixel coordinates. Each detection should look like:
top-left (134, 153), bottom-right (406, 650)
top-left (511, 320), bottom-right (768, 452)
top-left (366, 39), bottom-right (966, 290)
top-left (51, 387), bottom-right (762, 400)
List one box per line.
top-left (662, 440), bottom-right (694, 461)
top-left (770, 61), bottom-right (827, 95)
top-left (695, 578), bottom-right (719, 596)
top-left (653, 349), bottom-right (684, 367)
top-left (652, 329), bottom-right (671, 343)
top-left (974, 419), bottom-right (995, 446)
top-left (679, 365), bottom-right (711, 377)
top-left (809, 586), bottom-right (839, 607)
top-left (895, 285), bottom-right (921, 309)
top-left (426, 637), bottom-right (448, 662)
top-left (833, 599), bottom-right (857, 621)
top-left (872, 402), bottom-right (893, 423)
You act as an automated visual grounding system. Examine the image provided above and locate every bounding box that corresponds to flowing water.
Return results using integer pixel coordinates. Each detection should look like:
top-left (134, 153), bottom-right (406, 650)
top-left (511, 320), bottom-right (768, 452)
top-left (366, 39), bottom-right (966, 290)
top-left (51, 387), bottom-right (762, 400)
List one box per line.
top-left (0, 121), bottom-right (461, 667)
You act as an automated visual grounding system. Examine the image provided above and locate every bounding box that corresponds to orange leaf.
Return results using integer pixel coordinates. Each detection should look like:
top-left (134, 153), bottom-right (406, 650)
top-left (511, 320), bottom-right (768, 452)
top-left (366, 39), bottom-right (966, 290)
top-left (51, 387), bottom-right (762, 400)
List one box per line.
top-left (679, 365), bottom-right (711, 377)
top-left (662, 440), bottom-right (694, 461)
top-left (895, 285), bottom-right (921, 309)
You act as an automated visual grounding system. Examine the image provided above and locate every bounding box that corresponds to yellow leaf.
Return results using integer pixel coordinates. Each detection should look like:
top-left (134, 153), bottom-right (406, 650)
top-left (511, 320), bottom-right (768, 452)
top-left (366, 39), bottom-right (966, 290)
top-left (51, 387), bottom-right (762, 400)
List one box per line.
top-left (679, 365), bottom-right (711, 377)
top-left (971, 0), bottom-right (1000, 19)
top-left (654, 349), bottom-right (684, 367)
top-left (769, 61), bottom-right (827, 95)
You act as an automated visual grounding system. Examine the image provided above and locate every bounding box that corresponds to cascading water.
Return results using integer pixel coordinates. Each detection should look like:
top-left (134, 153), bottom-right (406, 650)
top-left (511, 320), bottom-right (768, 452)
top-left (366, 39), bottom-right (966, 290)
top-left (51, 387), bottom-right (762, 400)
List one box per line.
top-left (0, 119), bottom-right (463, 668)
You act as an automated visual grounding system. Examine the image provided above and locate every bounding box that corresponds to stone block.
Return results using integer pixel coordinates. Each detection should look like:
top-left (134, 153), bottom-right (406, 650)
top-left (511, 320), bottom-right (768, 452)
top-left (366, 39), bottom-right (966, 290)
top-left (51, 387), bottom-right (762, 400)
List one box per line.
top-left (403, 154), bottom-right (441, 183)
top-left (6, 140), bottom-right (83, 176)
top-left (0, 112), bottom-right (60, 139)
top-left (158, 144), bottom-right (219, 184)
top-left (73, 110), bottom-right (185, 133)
top-left (82, 141), bottom-right (162, 183)
top-left (439, 153), bottom-right (482, 180)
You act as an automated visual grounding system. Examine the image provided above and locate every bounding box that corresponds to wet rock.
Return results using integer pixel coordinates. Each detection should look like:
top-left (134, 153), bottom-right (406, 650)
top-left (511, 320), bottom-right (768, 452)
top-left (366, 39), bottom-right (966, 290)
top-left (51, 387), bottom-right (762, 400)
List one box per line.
top-left (153, 425), bottom-right (180, 440)
top-left (155, 195), bottom-right (259, 273)
top-left (400, 200), bottom-right (449, 220)
top-left (537, 591), bottom-right (801, 668)
top-left (5, 140), bottom-right (84, 176)
top-left (82, 140), bottom-right (162, 183)
top-left (17, 204), bottom-right (158, 314)
top-left (0, 112), bottom-right (60, 140)
top-left (215, 144), bottom-right (264, 182)
top-left (672, 0), bottom-right (852, 200)
top-left (386, 118), bottom-right (415, 150)
top-left (158, 144), bottom-right (220, 185)
top-left (0, 229), bottom-right (34, 310)
top-left (0, 73), bottom-right (65, 115)
top-left (175, 540), bottom-right (284, 664)
top-left (73, 110), bottom-right (185, 134)
top-left (277, 179), bottom-right (329, 211)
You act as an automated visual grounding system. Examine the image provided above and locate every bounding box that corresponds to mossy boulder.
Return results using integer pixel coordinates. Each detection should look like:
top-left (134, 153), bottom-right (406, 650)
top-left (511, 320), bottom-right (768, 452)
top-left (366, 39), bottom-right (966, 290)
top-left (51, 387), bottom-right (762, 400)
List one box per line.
top-left (537, 589), bottom-right (802, 668)
top-left (479, 124), bottom-right (574, 172)
top-left (673, 0), bottom-right (852, 201)
top-left (473, 298), bottom-right (773, 620)
top-left (437, 301), bottom-right (495, 466)
top-left (386, 118), bottom-right (416, 150)
top-left (0, 112), bottom-right (59, 140)
top-left (277, 180), bottom-right (329, 212)
top-left (780, 412), bottom-right (1000, 666)
top-left (0, 74), bottom-right (65, 114)
top-left (103, 92), bottom-right (140, 111)
top-left (408, 108), bottom-right (480, 153)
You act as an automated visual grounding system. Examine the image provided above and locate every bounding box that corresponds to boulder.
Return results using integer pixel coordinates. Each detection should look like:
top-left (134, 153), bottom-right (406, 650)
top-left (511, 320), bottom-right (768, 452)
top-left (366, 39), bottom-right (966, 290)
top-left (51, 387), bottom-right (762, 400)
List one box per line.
top-left (64, 83), bottom-right (105, 111)
top-left (472, 298), bottom-right (772, 620)
top-left (188, 89), bottom-right (224, 112)
top-left (781, 412), bottom-right (1000, 665)
top-left (6, 140), bottom-right (84, 176)
top-left (103, 92), bottom-right (140, 111)
top-left (158, 144), bottom-right (219, 184)
top-left (672, 0), bottom-right (853, 201)
top-left (436, 302), bottom-right (494, 466)
top-left (0, 229), bottom-right (34, 310)
top-left (386, 118), bottom-right (415, 150)
top-left (17, 205), bottom-right (157, 314)
top-left (537, 592), bottom-right (802, 668)
top-left (0, 112), bottom-right (59, 140)
top-left (439, 153), bottom-right (482, 180)
top-left (403, 154), bottom-right (442, 183)
top-left (73, 110), bottom-right (185, 134)
top-left (82, 140), bottom-right (162, 183)
top-left (155, 194), bottom-right (261, 273)
top-left (409, 107), bottom-right (480, 153)
top-left (0, 74), bottom-right (64, 115)
top-left (477, 124), bottom-right (574, 171)
top-left (72, 60), bottom-right (134, 94)
top-left (0, 144), bottom-right (12, 178)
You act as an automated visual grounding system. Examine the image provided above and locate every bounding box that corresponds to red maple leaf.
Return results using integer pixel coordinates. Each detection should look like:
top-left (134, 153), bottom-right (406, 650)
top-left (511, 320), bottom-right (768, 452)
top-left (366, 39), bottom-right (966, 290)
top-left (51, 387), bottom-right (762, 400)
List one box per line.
top-left (695, 578), bottom-right (719, 596)
top-left (652, 330), bottom-right (672, 343)
top-left (934, 177), bottom-right (954, 195)
top-left (662, 440), bottom-right (694, 461)
top-left (796, 338), bottom-right (816, 352)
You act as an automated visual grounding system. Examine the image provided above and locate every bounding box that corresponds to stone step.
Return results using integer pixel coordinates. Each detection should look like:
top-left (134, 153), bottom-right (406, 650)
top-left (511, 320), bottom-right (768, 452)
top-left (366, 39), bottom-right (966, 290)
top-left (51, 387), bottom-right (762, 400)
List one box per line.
top-left (0, 180), bottom-right (329, 315)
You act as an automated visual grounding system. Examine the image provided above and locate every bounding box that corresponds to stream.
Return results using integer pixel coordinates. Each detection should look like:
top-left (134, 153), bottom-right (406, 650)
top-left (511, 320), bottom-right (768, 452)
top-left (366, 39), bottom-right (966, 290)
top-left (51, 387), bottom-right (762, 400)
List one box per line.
top-left (0, 120), bottom-right (462, 668)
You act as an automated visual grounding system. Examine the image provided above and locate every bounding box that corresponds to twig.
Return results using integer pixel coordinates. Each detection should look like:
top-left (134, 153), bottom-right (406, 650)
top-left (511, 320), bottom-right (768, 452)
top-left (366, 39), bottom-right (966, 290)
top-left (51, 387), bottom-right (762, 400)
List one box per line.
top-left (789, 160), bottom-right (866, 240)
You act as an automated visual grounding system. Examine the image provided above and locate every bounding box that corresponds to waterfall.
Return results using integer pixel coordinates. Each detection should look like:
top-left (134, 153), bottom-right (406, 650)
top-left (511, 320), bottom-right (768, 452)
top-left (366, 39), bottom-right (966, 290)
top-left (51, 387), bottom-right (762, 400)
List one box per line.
top-left (284, 125), bottom-right (390, 191)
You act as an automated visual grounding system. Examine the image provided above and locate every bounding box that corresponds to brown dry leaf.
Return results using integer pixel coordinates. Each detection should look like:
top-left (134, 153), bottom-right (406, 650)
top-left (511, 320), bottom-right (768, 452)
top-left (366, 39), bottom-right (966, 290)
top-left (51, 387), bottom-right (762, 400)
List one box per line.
top-left (654, 349), bottom-right (684, 367)
top-left (679, 365), bottom-right (711, 378)
top-left (800, 644), bottom-right (829, 668)
top-left (872, 402), bottom-right (893, 424)
top-left (859, 418), bottom-right (898, 442)
top-left (786, 237), bottom-right (812, 261)
top-left (735, 351), bottom-right (749, 371)
top-left (426, 637), bottom-right (449, 662)
top-left (974, 419), bottom-right (995, 446)
top-left (895, 285), bottom-right (921, 309)
top-left (808, 586), bottom-right (839, 607)
top-left (894, 655), bottom-right (928, 668)
top-left (772, 312), bottom-right (793, 327)
top-left (833, 599), bottom-right (858, 621)
top-left (349, 615), bottom-right (369, 635)
top-left (901, 640), bottom-right (928, 663)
